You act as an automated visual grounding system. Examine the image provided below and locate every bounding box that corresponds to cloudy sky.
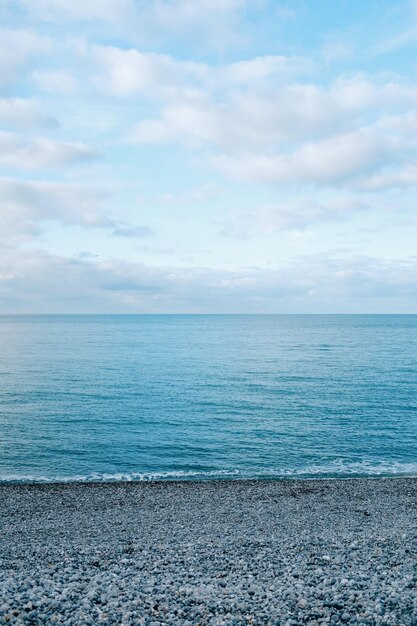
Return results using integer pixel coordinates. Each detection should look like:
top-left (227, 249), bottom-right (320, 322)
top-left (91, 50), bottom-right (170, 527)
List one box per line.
top-left (1, 0), bottom-right (417, 313)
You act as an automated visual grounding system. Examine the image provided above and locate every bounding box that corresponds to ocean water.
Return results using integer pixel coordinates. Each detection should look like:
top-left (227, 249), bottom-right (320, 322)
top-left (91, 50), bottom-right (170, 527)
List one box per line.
top-left (0, 314), bottom-right (416, 483)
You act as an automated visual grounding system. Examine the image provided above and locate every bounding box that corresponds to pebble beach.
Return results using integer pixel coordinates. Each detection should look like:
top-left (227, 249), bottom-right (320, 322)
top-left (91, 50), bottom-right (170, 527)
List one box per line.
top-left (1, 478), bottom-right (416, 625)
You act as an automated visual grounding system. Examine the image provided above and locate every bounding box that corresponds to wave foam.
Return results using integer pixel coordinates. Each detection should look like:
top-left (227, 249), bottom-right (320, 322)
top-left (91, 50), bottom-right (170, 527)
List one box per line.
top-left (1, 460), bottom-right (417, 484)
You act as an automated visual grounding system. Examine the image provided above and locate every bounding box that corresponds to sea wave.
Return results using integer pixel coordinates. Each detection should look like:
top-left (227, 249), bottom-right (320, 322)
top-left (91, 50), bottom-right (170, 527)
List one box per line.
top-left (1, 460), bottom-right (417, 483)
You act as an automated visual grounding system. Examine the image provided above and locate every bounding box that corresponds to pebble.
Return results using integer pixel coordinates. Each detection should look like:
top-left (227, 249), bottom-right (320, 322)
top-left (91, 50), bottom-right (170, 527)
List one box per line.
top-left (0, 478), bottom-right (416, 625)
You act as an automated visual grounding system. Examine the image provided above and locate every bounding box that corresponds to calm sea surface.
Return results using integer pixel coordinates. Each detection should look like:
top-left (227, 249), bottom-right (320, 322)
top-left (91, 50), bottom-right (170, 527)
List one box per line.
top-left (0, 315), bottom-right (416, 482)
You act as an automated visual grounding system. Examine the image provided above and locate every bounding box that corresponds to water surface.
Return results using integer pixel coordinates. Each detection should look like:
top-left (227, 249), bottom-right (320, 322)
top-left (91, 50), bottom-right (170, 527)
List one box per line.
top-left (1, 315), bottom-right (416, 482)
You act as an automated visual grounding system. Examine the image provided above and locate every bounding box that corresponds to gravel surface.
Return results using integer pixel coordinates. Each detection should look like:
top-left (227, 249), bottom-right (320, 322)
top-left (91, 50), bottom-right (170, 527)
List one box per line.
top-left (0, 478), bottom-right (416, 625)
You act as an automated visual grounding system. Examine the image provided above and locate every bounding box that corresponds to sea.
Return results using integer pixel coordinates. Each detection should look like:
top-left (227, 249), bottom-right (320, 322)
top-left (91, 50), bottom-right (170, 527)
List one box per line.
top-left (1, 314), bottom-right (416, 483)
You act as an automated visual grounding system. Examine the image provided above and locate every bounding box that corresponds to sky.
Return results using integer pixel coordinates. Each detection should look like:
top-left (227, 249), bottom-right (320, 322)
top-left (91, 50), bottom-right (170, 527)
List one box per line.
top-left (1, 0), bottom-right (417, 313)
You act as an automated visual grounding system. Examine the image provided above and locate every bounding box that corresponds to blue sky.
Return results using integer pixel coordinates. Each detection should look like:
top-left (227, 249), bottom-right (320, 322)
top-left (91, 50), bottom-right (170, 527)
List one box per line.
top-left (1, 0), bottom-right (417, 312)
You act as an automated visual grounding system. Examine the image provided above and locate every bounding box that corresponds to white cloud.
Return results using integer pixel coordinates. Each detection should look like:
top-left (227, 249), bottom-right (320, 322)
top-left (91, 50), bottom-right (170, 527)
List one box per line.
top-left (115, 60), bottom-right (417, 188)
top-left (214, 129), bottom-right (404, 185)
top-left (0, 131), bottom-right (99, 169)
top-left (12, 0), bottom-right (254, 50)
top-left (0, 178), bottom-right (109, 244)
top-left (218, 55), bottom-right (313, 85)
top-left (155, 186), bottom-right (216, 204)
top-left (111, 224), bottom-right (154, 238)
top-left (0, 29), bottom-right (50, 87)
top-left (93, 44), bottom-right (311, 99)
top-left (0, 248), bottom-right (416, 313)
top-left (148, 0), bottom-right (249, 44)
top-left (222, 197), bottom-right (368, 236)
top-left (92, 44), bottom-right (208, 97)
top-left (131, 97), bottom-right (217, 147)
top-left (32, 70), bottom-right (77, 94)
top-left (127, 70), bottom-right (417, 163)
top-left (0, 178), bottom-right (152, 244)
top-left (18, 0), bottom-right (245, 27)
top-left (376, 111), bottom-right (417, 136)
top-left (355, 166), bottom-right (417, 190)
top-left (371, 25), bottom-right (417, 56)
top-left (0, 98), bottom-right (55, 129)
top-left (15, 0), bottom-right (136, 24)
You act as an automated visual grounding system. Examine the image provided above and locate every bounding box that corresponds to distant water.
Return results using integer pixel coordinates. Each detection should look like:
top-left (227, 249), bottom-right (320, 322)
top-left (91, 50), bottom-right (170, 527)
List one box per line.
top-left (1, 315), bottom-right (416, 483)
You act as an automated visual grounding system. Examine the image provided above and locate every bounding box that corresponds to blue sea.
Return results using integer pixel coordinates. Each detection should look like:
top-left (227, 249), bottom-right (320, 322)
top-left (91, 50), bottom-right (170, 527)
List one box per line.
top-left (1, 315), bottom-right (416, 483)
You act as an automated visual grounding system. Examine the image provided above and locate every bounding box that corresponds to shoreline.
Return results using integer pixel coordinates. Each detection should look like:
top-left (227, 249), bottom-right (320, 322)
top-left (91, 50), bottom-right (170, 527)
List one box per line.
top-left (1, 477), bottom-right (416, 624)
top-left (2, 473), bottom-right (417, 486)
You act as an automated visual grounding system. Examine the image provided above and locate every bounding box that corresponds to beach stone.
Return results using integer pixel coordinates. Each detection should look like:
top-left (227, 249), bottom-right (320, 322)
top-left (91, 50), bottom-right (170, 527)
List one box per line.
top-left (0, 478), bottom-right (416, 625)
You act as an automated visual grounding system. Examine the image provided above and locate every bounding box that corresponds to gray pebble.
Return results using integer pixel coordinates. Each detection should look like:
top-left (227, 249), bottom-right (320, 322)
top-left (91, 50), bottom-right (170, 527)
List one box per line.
top-left (0, 478), bottom-right (416, 625)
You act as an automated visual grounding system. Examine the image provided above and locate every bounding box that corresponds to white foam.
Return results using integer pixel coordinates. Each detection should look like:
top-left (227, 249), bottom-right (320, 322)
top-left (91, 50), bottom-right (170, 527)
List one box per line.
top-left (272, 459), bottom-right (417, 478)
top-left (1, 460), bottom-right (417, 484)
